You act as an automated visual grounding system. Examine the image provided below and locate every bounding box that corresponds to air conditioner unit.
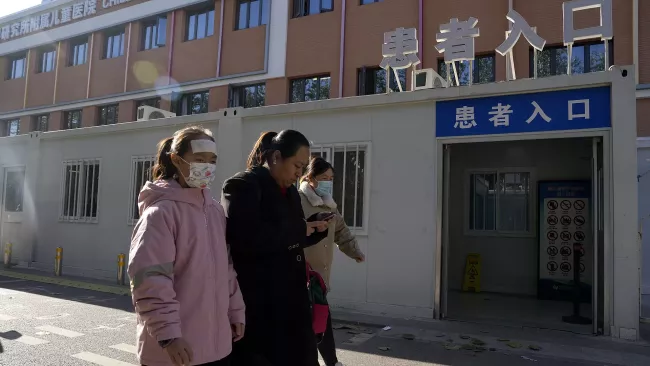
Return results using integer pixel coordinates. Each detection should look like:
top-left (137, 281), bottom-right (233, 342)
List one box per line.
top-left (137, 106), bottom-right (176, 121)
top-left (413, 68), bottom-right (449, 91)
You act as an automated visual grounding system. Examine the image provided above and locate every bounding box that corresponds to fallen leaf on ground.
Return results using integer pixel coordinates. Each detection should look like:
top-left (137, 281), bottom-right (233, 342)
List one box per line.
top-left (471, 338), bottom-right (486, 346)
top-left (378, 347), bottom-right (390, 351)
top-left (528, 344), bottom-right (542, 351)
top-left (497, 338), bottom-right (510, 342)
top-left (507, 342), bottom-right (522, 349)
top-left (459, 335), bottom-right (471, 340)
top-left (521, 356), bottom-right (538, 362)
top-left (382, 326), bottom-right (392, 331)
top-left (402, 334), bottom-right (415, 340)
top-left (444, 343), bottom-right (461, 351)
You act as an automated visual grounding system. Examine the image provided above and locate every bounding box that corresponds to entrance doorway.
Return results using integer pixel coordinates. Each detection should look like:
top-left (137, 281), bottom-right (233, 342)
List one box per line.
top-left (439, 136), bottom-right (606, 334)
top-left (1, 166), bottom-right (25, 266)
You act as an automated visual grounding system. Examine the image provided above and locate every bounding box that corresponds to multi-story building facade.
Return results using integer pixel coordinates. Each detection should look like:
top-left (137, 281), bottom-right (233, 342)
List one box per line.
top-left (0, 0), bottom-right (646, 136)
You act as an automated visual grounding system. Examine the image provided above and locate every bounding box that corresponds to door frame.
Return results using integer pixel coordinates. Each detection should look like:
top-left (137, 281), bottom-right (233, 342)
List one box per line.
top-left (433, 129), bottom-right (612, 335)
top-left (0, 165), bottom-right (27, 257)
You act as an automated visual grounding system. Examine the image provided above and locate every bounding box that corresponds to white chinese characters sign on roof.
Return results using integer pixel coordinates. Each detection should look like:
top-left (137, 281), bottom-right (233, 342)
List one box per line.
top-left (379, 0), bottom-right (613, 89)
top-left (0, 0), bottom-right (134, 43)
top-left (379, 27), bottom-right (420, 92)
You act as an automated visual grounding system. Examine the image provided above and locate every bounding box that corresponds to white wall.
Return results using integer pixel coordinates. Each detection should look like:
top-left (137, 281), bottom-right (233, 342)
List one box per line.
top-left (448, 139), bottom-right (593, 295)
top-left (241, 103), bottom-right (438, 312)
top-left (0, 69), bottom-right (639, 336)
top-left (637, 145), bottom-right (650, 295)
top-left (30, 119), bottom-right (219, 277)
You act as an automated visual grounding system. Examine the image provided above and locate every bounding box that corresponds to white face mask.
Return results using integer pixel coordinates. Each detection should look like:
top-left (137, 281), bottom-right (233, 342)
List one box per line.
top-left (180, 159), bottom-right (217, 189)
top-left (315, 180), bottom-right (333, 197)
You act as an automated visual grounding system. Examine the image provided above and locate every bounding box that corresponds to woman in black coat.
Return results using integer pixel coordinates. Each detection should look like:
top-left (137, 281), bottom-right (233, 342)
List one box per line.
top-left (221, 130), bottom-right (332, 366)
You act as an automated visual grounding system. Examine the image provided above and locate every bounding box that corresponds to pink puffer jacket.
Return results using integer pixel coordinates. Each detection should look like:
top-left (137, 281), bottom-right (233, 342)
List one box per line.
top-left (128, 180), bottom-right (245, 366)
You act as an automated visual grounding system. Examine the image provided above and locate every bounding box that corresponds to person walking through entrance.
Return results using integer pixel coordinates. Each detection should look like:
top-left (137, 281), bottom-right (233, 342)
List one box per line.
top-left (128, 126), bottom-right (245, 366)
top-left (221, 130), bottom-right (331, 366)
top-left (299, 157), bottom-right (366, 366)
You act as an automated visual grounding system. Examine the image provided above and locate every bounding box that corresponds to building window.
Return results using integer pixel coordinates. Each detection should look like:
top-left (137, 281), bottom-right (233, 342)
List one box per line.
top-left (358, 67), bottom-right (406, 95)
top-left (173, 91), bottom-right (210, 115)
top-left (468, 171), bottom-right (531, 233)
top-left (64, 110), bottom-right (83, 130)
top-left (3, 169), bottom-right (24, 213)
top-left (293, 0), bottom-right (333, 18)
top-left (33, 115), bottom-right (49, 132)
top-left (7, 54), bottom-right (26, 79)
top-left (361, 0), bottom-right (382, 4)
top-left (38, 49), bottom-right (56, 73)
top-left (187, 7), bottom-right (215, 41)
top-left (437, 54), bottom-right (496, 86)
top-left (311, 143), bottom-right (369, 229)
top-left (290, 75), bottom-right (331, 103)
top-left (237, 0), bottom-right (270, 30)
top-left (98, 104), bottom-right (119, 125)
top-left (530, 40), bottom-right (613, 77)
top-left (104, 29), bottom-right (125, 59)
top-left (136, 98), bottom-right (161, 109)
top-left (69, 37), bottom-right (89, 66)
top-left (129, 155), bottom-right (155, 224)
top-left (141, 16), bottom-right (167, 50)
top-left (230, 83), bottom-right (265, 108)
top-left (60, 159), bottom-right (101, 223)
top-left (2, 119), bottom-right (20, 137)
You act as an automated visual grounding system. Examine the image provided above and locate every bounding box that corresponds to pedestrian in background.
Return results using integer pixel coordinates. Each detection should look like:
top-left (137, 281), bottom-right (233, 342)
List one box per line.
top-left (129, 126), bottom-right (245, 366)
top-left (222, 130), bottom-right (331, 366)
top-left (299, 157), bottom-right (366, 366)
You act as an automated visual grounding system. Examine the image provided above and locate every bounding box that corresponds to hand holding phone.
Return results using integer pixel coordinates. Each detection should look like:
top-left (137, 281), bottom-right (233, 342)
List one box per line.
top-left (309, 212), bottom-right (335, 222)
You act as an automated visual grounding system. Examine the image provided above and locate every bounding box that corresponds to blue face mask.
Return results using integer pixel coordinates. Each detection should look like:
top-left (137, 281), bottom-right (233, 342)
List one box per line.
top-left (315, 181), bottom-right (333, 197)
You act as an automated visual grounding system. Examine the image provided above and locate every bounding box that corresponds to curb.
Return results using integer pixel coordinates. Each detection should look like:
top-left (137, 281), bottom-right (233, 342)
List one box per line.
top-left (0, 270), bottom-right (131, 296)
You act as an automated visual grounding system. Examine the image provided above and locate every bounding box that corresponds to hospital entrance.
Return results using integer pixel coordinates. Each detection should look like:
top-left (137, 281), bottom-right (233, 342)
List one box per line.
top-left (441, 136), bottom-right (606, 334)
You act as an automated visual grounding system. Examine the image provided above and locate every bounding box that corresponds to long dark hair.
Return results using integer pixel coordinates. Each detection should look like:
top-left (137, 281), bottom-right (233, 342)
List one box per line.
top-left (301, 156), bottom-right (334, 182)
top-left (152, 126), bottom-right (214, 180)
top-left (246, 130), bottom-right (310, 169)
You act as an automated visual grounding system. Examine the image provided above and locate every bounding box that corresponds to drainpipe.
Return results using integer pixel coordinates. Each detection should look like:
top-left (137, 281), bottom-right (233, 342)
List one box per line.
top-left (418, 0), bottom-right (423, 68)
top-left (123, 23), bottom-right (132, 92)
top-left (23, 50), bottom-right (31, 109)
top-left (216, 0), bottom-right (225, 77)
top-left (86, 33), bottom-right (95, 98)
top-left (53, 41), bottom-right (61, 104)
top-left (338, 0), bottom-right (347, 98)
top-left (167, 10), bottom-right (176, 85)
top-left (633, 0), bottom-right (639, 85)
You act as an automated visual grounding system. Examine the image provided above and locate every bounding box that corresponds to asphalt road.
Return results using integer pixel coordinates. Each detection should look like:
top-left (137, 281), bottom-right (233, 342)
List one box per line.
top-left (0, 276), bottom-right (616, 366)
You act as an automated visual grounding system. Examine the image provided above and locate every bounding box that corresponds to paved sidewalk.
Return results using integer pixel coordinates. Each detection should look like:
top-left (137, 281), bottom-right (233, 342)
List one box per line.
top-left (332, 310), bottom-right (650, 366)
top-left (0, 267), bottom-right (130, 295)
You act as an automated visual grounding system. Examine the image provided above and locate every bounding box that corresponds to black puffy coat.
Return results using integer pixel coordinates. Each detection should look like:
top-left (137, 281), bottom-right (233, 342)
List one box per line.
top-left (221, 167), bottom-right (327, 366)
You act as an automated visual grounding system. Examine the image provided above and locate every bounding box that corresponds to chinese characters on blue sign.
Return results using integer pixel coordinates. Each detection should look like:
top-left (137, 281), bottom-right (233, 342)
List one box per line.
top-left (435, 86), bottom-right (611, 137)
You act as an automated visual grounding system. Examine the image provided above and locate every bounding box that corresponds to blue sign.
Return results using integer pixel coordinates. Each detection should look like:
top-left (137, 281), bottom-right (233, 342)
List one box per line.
top-left (436, 86), bottom-right (611, 137)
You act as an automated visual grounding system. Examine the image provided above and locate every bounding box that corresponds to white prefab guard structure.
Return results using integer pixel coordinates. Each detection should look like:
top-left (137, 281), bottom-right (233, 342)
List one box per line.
top-left (0, 66), bottom-right (639, 340)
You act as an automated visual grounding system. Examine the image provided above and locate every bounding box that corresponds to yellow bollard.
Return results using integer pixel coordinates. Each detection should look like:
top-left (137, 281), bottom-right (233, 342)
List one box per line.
top-left (3, 243), bottom-right (12, 268)
top-left (117, 253), bottom-right (126, 285)
top-left (54, 247), bottom-right (63, 276)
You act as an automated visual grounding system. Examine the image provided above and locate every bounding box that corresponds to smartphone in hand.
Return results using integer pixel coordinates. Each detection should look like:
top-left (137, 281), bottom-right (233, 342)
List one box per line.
top-left (308, 212), bottom-right (335, 222)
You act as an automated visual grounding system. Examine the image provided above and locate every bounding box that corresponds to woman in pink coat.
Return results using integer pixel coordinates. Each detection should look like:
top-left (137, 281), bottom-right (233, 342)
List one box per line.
top-left (128, 126), bottom-right (245, 366)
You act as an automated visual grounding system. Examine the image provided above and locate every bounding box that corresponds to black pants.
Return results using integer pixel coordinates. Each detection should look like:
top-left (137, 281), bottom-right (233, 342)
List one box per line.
top-left (143, 357), bottom-right (229, 366)
top-left (317, 313), bottom-right (338, 366)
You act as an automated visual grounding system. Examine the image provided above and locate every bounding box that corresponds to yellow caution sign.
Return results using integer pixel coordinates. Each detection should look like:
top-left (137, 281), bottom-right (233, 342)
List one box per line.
top-left (462, 253), bottom-right (481, 292)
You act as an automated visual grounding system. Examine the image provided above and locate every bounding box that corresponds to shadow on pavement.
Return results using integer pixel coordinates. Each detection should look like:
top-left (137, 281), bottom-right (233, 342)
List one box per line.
top-left (0, 276), bottom-right (133, 312)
